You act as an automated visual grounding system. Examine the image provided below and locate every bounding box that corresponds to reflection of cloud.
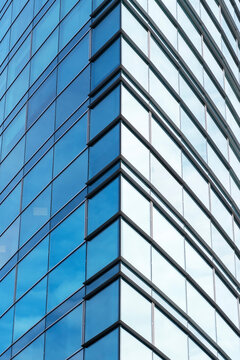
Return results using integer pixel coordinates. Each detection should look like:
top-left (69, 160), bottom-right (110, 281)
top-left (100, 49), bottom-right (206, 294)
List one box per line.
top-left (0, 245), bottom-right (6, 253)
top-left (33, 207), bottom-right (48, 216)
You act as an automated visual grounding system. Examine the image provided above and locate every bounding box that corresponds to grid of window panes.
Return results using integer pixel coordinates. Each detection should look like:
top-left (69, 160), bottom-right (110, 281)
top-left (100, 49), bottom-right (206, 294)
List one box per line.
top-left (0, 0), bottom-right (239, 360)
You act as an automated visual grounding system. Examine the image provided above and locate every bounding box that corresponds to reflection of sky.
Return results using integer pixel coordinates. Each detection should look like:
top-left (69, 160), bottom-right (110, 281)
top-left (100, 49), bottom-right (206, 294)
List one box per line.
top-left (14, 278), bottom-right (47, 341)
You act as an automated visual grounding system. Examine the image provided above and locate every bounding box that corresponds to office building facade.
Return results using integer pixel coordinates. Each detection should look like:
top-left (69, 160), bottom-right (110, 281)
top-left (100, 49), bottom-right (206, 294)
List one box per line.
top-left (0, 0), bottom-right (240, 359)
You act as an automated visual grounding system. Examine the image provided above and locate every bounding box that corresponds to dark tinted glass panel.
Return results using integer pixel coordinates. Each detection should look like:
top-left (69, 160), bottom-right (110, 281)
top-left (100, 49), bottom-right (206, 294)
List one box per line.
top-left (85, 281), bottom-right (119, 341)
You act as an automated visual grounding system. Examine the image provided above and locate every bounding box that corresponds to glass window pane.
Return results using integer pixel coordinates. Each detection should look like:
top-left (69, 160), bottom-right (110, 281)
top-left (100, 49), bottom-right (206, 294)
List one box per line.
top-left (182, 154), bottom-right (209, 208)
top-left (152, 118), bottom-right (181, 175)
top-left (90, 86), bottom-right (120, 139)
top-left (152, 207), bottom-right (185, 268)
top-left (121, 220), bottom-right (151, 278)
top-left (88, 177), bottom-right (120, 234)
top-left (185, 242), bottom-right (213, 297)
top-left (59, 0), bottom-right (91, 50)
top-left (92, 5), bottom-right (120, 54)
top-left (150, 71), bottom-right (180, 127)
top-left (49, 204), bottom-right (85, 268)
top-left (154, 307), bottom-right (188, 359)
top-left (13, 278), bottom-right (47, 341)
top-left (121, 178), bottom-right (150, 235)
top-left (30, 29), bottom-right (59, 85)
top-left (152, 248), bottom-right (186, 310)
top-left (0, 218), bottom-right (20, 268)
top-left (151, 155), bottom-right (183, 214)
top-left (32, 0), bottom-right (60, 53)
top-left (47, 245), bottom-right (85, 311)
top-left (85, 281), bottom-right (119, 341)
top-left (85, 329), bottom-right (119, 360)
top-left (122, 125), bottom-right (149, 179)
top-left (121, 86), bottom-right (149, 140)
top-left (14, 335), bottom-right (44, 360)
top-left (0, 182), bottom-right (21, 233)
top-left (120, 328), bottom-right (152, 360)
top-left (0, 269), bottom-right (15, 316)
top-left (183, 191), bottom-right (211, 246)
top-left (148, 0), bottom-right (177, 48)
top-left (121, 280), bottom-right (152, 341)
top-left (89, 125), bottom-right (120, 178)
top-left (122, 40), bottom-right (148, 89)
top-left (187, 283), bottom-right (216, 339)
top-left (92, 39), bottom-right (120, 89)
top-left (16, 237), bottom-right (49, 299)
top-left (19, 186), bottom-right (51, 246)
top-left (0, 308), bottom-right (14, 354)
top-left (57, 34), bottom-right (89, 93)
top-left (45, 305), bottom-right (82, 360)
top-left (122, 5), bottom-right (148, 55)
top-left (216, 313), bottom-right (240, 360)
top-left (53, 115), bottom-right (87, 176)
top-left (87, 220), bottom-right (119, 279)
top-left (25, 103), bottom-right (55, 162)
top-left (2, 106), bottom-right (26, 159)
top-left (150, 37), bottom-right (178, 91)
top-left (52, 151), bottom-right (88, 214)
top-left (22, 149), bottom-right (53, 209)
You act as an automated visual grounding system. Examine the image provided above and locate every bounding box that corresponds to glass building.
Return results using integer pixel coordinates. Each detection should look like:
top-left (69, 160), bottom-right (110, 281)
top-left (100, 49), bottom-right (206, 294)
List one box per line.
top-left (0, 0), bottom-right (240, 359)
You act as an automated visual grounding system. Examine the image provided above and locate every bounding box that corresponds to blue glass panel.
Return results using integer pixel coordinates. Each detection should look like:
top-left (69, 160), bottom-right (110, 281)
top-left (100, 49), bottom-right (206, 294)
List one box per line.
top-left (0, 218), bottom-right (20, 268)
top-left (52, 151), bottom-right (87, 214)
top-left (92, 5), bottom-right (120, 54)
top-left (19, 186), bottom-right (51, 246)
top-left (88, 162), bottom-right (120, 193)
top-left (49, 204), bottom-right (85, 268)
top-left (13, 278), bottom-right (47, 341)
top-left (0, 138), bottom-right (25, 192)
top-left (12, 319), bottom-right (45, 357)
top-left (46, 288), bottom-right (84, 328)
top-left (0, 269), bottom-right (15, 316)
top-left (30, 29), bottom-right (59, 85)
top-left (89, 124), bottom-right (120, 178)
top-left (56, 67), bottom-right (90, 129)
top-left (16, 237), bottom-right (49, 299)
top-left (45, 305), bottom-right (82, 360)
top-left (87, 220), bottom-right (119, 279)
top-left (91, 39), bottom-right (120, 89)
top-left (57, 34), bottom-right (89, 93)
top-left (14, 334), bottom-right (44, 360)
top-left (90, 86), bottom-right (120, 138)
top-left (86, 264), bottom-right (119, 294)
top-left (85, 281), bottom-right (119, 341)
top-left (88, 177), bottom-right (120, 234)
top-left (0, 183), bottom-right (21, 233)
top-left (85, 328), bottom-right (119, 360)
top-left (54, 116), bottom-right (87, 176)
top-left (0, 4), bottom-right (12, 41)
top-left (34, 0), bottom-right (48, 15)
top-left (2, 106), bottom-right (26, 159)
top-left (93, 0), bottom-right (105, 11)
top-left (25, 103), bottom-right (55, 162)
top-left (59, 0), bottom-right (91, 50)
top-left (22, 149), bottom-right (53, 209)
top-left (0, 308), bottom-right (14, 354)
top-left (27, 70), bottom-right (57, 128)
top-left (32, 0), bottom-right (60, 53)
top-left (5, 64), bottom-right (30, 118)
top-left (47, 245), bottom-right (85, 311)
top-left (7, 36), bottom-right (31, 87)
top-left (10, 1), bottom-right (34, 48)
top-left (12, 0), bottom-right (29, 20)
top-left (60, 0), bottom-right (78, 19)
